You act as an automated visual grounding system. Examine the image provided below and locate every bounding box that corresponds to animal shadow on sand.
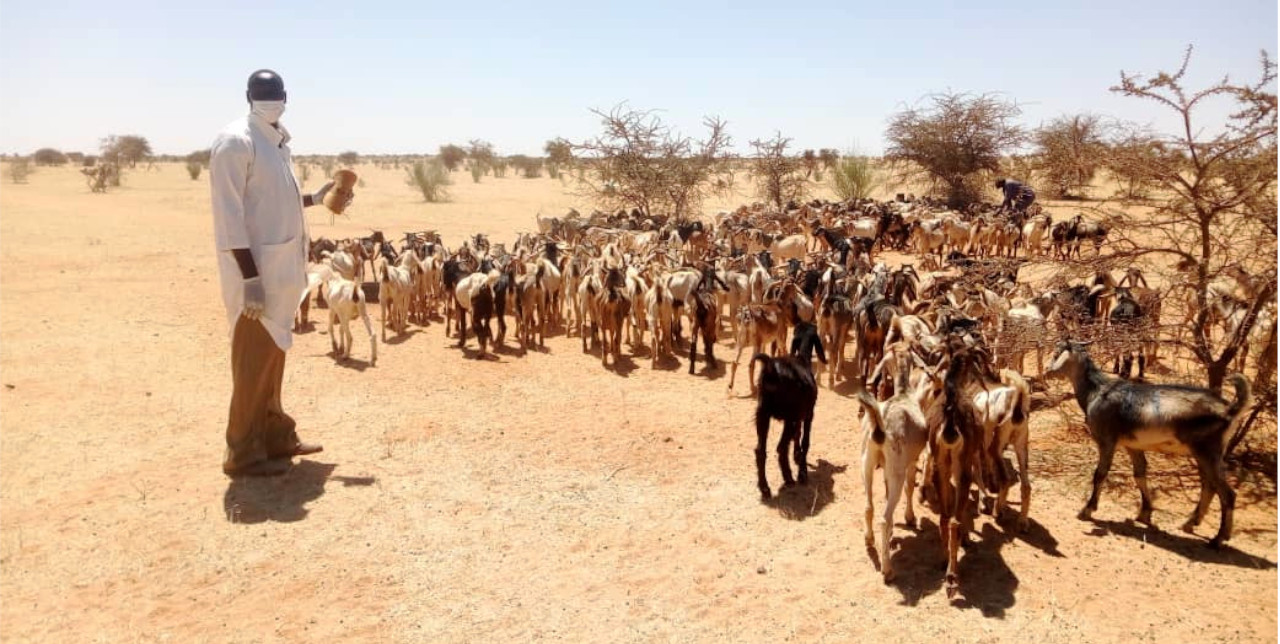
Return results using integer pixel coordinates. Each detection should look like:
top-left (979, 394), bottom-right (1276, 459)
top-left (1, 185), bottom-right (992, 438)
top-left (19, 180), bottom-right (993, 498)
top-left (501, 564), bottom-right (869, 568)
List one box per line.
top-left (607, 355), bottom-right (641, 377)
top-left (331, 355), bottom-right (374, 371)
top-left (383, 329), bottom-right (420, 346)
top-left (459, 346), bottom-right (502, 361)
top-left (877, 520), bottom-right (1021, 616)
top-left (225, 460), bottom-right (347, 524)
top-left (1084, 517), bottom-right (1277, 569)
top-left (764, 459), bottom-right (846, 521)
top-left (650, 353), bottom-right (683, 372)
top-left (691, 358), bottom-right (726, 380)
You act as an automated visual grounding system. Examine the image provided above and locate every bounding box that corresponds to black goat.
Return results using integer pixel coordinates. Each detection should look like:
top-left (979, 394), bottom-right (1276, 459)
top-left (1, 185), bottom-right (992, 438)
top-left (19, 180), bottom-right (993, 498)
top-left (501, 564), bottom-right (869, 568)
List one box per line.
top-left (747, 345), bottom-right (824, 501)
top-left (688, 275), bottom-right (719, 374)
top-left (492, 263), bottom-right (516, 345)
top-left (750, 326), bottom-right (824, 500)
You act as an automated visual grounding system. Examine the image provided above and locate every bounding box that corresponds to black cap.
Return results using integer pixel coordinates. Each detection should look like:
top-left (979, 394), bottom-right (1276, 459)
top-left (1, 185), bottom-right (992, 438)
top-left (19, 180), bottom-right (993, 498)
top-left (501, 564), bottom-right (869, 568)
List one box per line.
top-left (246, 69), bottom-right (286, 102)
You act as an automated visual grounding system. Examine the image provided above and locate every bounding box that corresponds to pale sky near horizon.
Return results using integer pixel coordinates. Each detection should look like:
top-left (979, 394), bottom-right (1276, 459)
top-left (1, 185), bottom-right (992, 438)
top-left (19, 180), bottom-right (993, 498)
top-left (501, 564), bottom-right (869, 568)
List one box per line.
top-left (0, 0), bottom-right (1275, 157)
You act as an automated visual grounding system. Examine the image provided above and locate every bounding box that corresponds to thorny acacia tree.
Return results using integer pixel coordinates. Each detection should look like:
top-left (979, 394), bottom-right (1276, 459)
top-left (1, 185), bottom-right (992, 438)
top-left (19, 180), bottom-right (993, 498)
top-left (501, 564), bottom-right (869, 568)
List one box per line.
top-left (573, 105), bottom-right (733, 218)
top-left (1033, 113), bottom-right (1106, 198)
top-left (751, 133), bottom-right (808, 209)
top-left (885, 92), bottom-right (1025, 208)
top-left (1099, 47), bottom-right (1277, 399)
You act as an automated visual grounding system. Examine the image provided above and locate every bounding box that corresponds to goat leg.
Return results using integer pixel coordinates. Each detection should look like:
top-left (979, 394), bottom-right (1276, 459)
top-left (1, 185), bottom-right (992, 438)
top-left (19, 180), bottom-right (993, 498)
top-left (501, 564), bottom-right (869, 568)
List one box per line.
top-left (1128, 448), bottom-right (1154, 526)
top-left (796, 417), bottom-right (812, 486)
top-left (755, 410), bottom-right (772, 500)
top-left (1014, 437), bottom-right (1030, 532)
top-left (1080, 442), bottom-right (1117, 521)
top-left (777, 421), bottom-right (797, 488)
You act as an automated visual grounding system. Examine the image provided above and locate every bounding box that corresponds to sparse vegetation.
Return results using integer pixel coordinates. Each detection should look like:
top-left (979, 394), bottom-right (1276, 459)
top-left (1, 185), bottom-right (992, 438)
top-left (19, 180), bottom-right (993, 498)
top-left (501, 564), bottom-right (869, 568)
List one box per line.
top-left (186, 149), bottom-right (211, 167)
top-left (750, 133), bottom-right (807, 208)
top-left (818, 148), bottom-right (840, 171)
top-left (1033, 114), bottom-right (1106, 198)
top-left (544, 138), bottom-right (573, 177)
top-left (338, 151), bottom-right (360, 166)
top-left (185, 161), bottom-right (202, 180)
top-left (831, 151), bottom-right (878, 201)
top-left (405, 159), bottom-right (452, 202)
top-left (32, 148), bottom-right (67, 166)
top-left (572, 104), bottom-right (732, 217)
top-left (466, 140), bottom-right (497, 182)
top-left (7, 158), bottom-right (31, 183)
top-left (509, 155), bottom-right (543, 178)
top-left (439, 144), bottom-right (466, 171)
top-left (1104, 129), bottom-right (1166, 200)
top-left (1099, 47), bottom-right (1277, 401)
top-left (100, 135), bottom-right (152, 168)
top-left (800, 149), bottom-right (819, 178)
top-left (885, 91), bottom-right (1025, 207)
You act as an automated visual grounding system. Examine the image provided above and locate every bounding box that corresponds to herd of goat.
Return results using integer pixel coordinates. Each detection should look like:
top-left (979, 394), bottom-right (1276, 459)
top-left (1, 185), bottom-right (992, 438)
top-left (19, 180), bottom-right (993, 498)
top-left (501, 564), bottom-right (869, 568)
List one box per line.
top-left (296, 196), bottom-right (1263, 598)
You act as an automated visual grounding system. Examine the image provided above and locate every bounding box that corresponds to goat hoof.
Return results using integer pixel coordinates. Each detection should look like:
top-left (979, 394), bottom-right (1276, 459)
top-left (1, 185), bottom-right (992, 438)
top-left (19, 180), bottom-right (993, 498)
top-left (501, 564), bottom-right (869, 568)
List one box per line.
top-left (883, 569), bottom-right (896, 584)
top-left (1016, 517), bottom-right (1029, 533)
top-left (1077, 508), bottom-right (1094, 522)
top-left (865, 533), bottom-right (875, 547)
top-left (1136, 512), bottom-right (1153, 526)
top-left (1208, 536), bottom-right (1226, 549)
top-left (760, 489), bottom-right (772, 501)
top-left (904, 517), bottom-right (917, 530)
top-left (1181, 520), bottom-right (1197, 534)
top-left (945, 576), bottom-right (960, 599)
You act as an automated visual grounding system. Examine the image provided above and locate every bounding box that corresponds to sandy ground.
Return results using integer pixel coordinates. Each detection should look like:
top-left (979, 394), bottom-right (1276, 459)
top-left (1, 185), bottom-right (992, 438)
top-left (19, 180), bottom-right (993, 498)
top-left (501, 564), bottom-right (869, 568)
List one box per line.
top-left (0, 163), bottom-right (1275, 643)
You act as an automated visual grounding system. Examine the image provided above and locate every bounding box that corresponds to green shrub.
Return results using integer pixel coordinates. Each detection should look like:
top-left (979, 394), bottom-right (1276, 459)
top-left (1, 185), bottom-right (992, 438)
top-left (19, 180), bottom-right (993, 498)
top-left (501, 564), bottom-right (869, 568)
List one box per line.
top-left (405, 160), bottom-right (451, 202)
top-left (186, 161), bottom-right (202, 180)
top-left (832, 154), bottom-right (878, 201)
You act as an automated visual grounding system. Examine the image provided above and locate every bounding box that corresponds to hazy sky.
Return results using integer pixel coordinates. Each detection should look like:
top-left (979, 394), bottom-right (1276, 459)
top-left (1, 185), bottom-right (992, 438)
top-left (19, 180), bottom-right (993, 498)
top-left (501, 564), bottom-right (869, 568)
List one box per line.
top-left (0, 0), bottom-right (1274, 156)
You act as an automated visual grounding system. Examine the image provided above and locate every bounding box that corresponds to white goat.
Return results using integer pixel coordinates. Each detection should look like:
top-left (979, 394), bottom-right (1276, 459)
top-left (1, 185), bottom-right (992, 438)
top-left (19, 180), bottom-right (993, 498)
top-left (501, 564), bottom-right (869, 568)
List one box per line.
top-left (324, 276), bottom-right (377, 365)
top-left (855, 351), bottom-right (929, 582)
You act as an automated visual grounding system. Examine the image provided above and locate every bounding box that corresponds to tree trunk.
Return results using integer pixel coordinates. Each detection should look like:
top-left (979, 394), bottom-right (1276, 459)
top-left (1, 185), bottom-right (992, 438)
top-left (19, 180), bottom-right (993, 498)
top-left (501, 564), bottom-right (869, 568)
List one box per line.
top-left (1254, 321), bottom-right (1277, 395)
top-left (1207, 361), bottom-right (1229, 394)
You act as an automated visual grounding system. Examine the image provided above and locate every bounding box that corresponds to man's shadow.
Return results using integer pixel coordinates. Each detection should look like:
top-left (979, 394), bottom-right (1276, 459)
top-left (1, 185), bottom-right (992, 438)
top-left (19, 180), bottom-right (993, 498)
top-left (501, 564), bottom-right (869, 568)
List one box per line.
top-left (223, 461), bottom-right (373, 524)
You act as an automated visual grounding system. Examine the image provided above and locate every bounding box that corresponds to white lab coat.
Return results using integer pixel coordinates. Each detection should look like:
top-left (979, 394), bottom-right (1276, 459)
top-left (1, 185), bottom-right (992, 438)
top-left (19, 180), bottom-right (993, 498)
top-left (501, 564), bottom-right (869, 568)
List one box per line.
top-left (209, 113), bottom-right (309, 351)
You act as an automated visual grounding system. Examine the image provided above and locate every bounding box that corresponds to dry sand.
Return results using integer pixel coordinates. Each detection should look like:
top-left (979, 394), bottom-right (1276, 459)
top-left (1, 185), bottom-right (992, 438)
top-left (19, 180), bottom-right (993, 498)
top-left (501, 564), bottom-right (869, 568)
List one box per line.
top-left (0, 163), bottom-right (1275, 643)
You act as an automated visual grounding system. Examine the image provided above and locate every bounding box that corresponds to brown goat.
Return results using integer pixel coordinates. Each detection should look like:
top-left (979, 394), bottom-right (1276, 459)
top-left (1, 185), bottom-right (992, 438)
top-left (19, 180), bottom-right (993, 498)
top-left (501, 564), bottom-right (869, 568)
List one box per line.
top-left (595, 266), bottom-right (631, 367)
top-left (728, 301), bottom-right (786, 396)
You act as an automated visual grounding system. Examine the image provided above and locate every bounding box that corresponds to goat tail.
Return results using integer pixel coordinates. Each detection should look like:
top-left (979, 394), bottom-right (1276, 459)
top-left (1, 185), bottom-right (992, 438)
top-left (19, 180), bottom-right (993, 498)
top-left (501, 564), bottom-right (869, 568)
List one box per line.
top-left (1225, 373), bottom-right (1253, 422)
top-left (854, 390), bottom-right (885, 445)
top-left (751, 352), bottom-right (774, 375)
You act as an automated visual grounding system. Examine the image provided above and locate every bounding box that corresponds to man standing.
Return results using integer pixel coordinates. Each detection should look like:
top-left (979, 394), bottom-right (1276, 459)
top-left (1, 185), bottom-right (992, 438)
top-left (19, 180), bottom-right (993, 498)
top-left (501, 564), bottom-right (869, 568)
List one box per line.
top-left (996, 177), bottom-right (1036, 215)
top-left (210, 69), bottom-right (350, 476)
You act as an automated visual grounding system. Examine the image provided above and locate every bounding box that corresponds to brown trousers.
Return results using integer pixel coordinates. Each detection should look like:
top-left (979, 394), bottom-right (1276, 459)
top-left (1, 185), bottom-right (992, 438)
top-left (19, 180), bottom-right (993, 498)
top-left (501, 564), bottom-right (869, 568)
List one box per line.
top-left (223, 317), bottom-right (300, 473)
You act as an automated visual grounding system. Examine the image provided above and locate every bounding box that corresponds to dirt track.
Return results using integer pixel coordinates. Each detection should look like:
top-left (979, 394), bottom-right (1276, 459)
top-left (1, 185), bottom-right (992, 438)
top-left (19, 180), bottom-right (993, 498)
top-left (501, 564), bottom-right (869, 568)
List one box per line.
top-left (0, 164), bottom-right (1275, 643)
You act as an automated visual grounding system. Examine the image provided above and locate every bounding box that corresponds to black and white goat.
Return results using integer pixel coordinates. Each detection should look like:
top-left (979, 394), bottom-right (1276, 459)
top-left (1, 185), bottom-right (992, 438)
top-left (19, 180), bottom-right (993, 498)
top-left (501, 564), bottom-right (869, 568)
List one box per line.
top-left (1044, 341), bottom-right (1252, 547)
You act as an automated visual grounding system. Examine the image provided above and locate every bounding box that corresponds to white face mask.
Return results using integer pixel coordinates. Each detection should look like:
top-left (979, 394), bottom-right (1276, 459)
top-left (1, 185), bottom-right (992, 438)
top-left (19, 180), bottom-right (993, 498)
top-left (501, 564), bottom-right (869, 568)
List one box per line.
top-left (251, 100), bottom-right (286, 124)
